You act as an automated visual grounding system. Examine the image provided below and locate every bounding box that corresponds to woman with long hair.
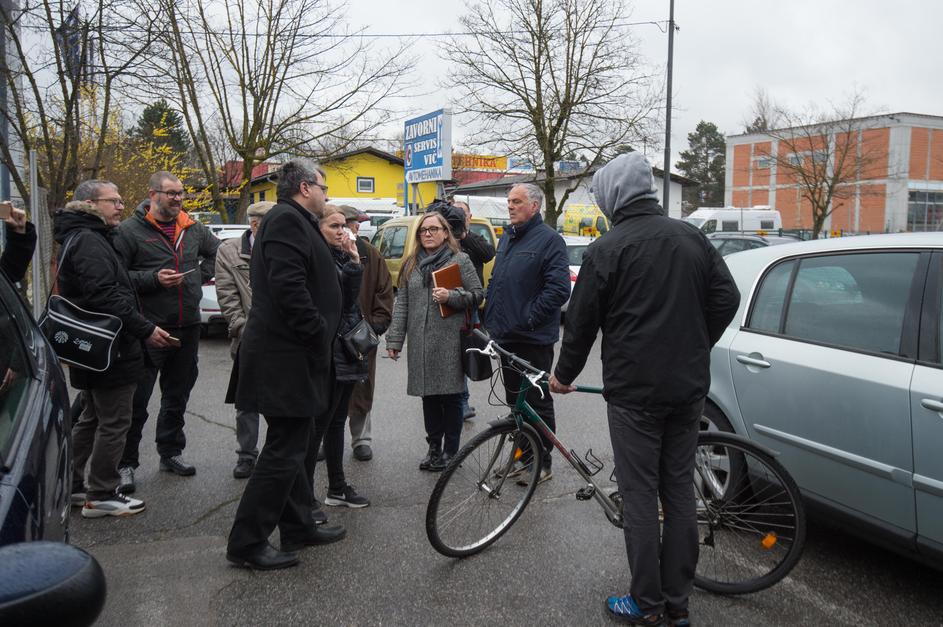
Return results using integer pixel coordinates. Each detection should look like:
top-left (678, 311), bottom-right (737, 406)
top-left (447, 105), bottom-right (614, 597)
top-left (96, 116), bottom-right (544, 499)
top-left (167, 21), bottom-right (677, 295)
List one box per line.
top-left (314, 206), bottom-right (371, 508)
top-left (386, 211), bottom-right (483, 471)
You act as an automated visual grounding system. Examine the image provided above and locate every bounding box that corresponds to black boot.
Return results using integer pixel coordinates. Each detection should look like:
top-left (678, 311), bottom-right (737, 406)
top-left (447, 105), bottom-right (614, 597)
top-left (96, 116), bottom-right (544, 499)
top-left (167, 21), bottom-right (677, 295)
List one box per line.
top-left (419, 440), bottom-right (441, 471)
top-left (428, 451), bottom-right (453, 472)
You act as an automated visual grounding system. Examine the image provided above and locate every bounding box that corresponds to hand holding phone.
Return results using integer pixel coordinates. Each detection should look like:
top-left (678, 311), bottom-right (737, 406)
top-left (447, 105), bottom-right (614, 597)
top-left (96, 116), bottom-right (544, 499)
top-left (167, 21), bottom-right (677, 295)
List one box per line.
top-left (178, 268), bottom-right (197, 277)
top-left (166, 335), bottom-right (182, 348)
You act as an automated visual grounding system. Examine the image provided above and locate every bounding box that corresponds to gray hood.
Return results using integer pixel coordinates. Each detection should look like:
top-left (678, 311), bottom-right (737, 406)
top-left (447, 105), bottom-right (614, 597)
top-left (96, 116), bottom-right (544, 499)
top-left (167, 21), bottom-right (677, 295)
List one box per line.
top-left (592, 152), bottom-right (661, 221)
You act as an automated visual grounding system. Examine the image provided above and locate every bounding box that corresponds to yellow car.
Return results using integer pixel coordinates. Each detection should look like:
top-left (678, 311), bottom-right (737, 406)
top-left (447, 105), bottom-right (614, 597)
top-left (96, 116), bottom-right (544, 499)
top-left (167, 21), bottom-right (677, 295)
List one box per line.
top-left (370, 215), bottom-right (497, 289)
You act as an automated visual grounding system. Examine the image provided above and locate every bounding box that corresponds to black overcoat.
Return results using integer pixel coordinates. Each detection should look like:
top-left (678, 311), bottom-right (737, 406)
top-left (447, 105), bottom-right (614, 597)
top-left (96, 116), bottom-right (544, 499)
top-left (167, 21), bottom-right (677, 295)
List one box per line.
top-left (234, 199), bottom-right (341, 418)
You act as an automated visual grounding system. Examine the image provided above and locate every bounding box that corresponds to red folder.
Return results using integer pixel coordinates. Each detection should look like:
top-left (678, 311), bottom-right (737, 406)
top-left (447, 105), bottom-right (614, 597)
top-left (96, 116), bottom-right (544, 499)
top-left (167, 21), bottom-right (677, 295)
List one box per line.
top-left (432, 263), bottom-right (462, 318)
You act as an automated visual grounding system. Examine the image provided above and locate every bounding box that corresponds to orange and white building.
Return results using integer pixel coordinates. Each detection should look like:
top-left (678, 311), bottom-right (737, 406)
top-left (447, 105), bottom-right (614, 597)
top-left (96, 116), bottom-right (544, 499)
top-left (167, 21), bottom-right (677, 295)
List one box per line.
top-left (725, 113), bottom-right (943, 233)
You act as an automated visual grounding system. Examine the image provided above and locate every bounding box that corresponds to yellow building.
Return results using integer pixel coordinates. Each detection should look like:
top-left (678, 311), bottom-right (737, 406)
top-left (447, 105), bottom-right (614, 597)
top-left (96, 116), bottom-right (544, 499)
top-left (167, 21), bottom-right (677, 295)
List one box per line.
top-left (246, 147), bottom-right (438, 208)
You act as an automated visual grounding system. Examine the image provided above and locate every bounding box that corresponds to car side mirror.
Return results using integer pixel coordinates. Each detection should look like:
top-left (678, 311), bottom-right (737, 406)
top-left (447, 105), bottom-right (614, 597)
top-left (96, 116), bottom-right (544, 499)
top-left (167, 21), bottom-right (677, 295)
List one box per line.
top-left (0, 541), bottom-right (106, 626)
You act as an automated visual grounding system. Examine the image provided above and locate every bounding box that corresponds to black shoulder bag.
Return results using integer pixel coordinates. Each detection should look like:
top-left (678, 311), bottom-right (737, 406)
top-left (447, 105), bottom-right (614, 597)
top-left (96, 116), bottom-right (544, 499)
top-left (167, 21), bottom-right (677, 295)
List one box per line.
top-left (461, 309), bottom-right (493, 381)
top-left (38, 235), bottom-right (123, 372)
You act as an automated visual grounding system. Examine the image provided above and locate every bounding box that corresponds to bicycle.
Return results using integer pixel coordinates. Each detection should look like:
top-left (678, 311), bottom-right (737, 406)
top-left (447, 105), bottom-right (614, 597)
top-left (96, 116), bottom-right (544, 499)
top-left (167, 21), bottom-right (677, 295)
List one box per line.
top-left (426, 330), bottom-right (807, 595)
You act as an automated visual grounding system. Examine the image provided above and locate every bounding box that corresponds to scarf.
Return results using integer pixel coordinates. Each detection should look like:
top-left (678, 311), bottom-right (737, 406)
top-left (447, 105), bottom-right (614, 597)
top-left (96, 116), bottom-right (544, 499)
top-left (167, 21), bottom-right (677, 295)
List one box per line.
top-left (329, 245), bottom-right (351, 270)
top-left (417, 245), bottom-right (453, 287)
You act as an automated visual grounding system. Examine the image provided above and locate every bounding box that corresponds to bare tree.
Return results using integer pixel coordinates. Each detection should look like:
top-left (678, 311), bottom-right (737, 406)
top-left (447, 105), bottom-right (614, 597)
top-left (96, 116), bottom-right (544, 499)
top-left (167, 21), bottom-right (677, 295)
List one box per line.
top-left (159, 0), bottom-right (412, 221)
top-left (0, 0), bottom-right (156, 210)
top-left (751, 90), bottom-right (884, 238)
top-left (446, 0), bottom-right (660, 227)
top-left (742, 87), bottom-right (780, 134)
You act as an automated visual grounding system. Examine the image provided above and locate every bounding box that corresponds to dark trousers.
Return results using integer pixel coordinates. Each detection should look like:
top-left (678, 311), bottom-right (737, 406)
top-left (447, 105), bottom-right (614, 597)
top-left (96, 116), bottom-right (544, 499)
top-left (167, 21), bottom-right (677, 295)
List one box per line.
top-left (72, 384), bottom-right (136, 500)
top-left (313, 382), bottom-right (355, 492)
top-left (121, 324), bottom-right (201, 467)
top-left (347, 350), bottom-right (376, 447)
top-left (608, 400), bottom-right (702, 615)
top-left (227, 415), bottom-right (317, 555)
top-left (499, 342), bottom-right (556, 468)
top-left (421, 394), bottom-right (463, 455)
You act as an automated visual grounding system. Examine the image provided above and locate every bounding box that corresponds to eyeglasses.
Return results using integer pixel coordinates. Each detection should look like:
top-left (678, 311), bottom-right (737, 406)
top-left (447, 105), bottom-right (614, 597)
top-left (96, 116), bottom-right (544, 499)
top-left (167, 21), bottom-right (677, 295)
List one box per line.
top-left (154, 189), bottom-right (185, 199)
top-left (306, 180), bottom-right (328, 193)
top-left (418, 226), bottom-right (443, 236)
top-left (92, 197), bottom-right (124, 206)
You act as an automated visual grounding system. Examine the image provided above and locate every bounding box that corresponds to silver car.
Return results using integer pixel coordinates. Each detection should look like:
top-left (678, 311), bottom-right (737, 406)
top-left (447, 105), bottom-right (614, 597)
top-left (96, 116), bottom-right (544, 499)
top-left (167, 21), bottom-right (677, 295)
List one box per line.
top-left (707, 232), bottom-right (943, 567)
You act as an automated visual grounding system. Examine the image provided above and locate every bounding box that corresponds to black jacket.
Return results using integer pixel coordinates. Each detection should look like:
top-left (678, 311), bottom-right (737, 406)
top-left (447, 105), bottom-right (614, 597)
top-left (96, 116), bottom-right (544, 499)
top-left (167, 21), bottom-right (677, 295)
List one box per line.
top-left (113, 202), bottom-right (219, 328)
top-left (460, 229), bottom-right (495, 286)
top-left (235, 199), bottom-right (342, 418)
top-left (554, 198), bottom-right (740, 411)
top-left (330, 249), bottom-right (369, 383)
top-left (53, 210), bottom-right (155, 390)
top-left (484, 214), bottom-right (570, 345)
top-left (0, 221), bottom-right (37, 285)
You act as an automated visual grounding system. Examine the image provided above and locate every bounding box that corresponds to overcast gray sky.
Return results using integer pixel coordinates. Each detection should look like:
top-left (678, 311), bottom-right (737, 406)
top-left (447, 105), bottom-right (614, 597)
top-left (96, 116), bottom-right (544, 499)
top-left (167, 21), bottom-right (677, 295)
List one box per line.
top-left (347, 0), bottom-right (943, 171)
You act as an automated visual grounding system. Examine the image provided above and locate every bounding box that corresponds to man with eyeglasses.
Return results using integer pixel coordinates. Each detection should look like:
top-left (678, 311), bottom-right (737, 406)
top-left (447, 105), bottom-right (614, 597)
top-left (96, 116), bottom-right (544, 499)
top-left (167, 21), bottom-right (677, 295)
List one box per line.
top-left (53, 180), bottom-right (174, 518)
top-left (114, 171), bottom-right (219, 492)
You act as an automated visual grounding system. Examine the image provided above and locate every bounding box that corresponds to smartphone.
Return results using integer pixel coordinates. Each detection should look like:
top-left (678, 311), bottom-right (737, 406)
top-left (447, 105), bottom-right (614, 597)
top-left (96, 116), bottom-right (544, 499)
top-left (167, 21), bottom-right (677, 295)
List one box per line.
top-left (166, 335), bottom-right (181, 347)
top-left (0, 201), bottom-right (11, 220)
top-left (177, 268), bottom-right (197, 276)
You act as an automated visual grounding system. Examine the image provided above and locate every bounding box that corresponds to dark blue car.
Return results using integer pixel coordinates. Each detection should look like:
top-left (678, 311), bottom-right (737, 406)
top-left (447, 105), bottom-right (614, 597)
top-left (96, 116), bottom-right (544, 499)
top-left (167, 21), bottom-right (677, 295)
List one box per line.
top-left (0, 273), bottom-right (71, 545)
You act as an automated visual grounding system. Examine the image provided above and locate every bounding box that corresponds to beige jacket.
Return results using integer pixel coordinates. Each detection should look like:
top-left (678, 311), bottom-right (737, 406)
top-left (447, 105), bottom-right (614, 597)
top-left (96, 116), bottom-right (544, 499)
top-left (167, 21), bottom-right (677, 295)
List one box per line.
top-left (215, 232), bottom-right (252, 356)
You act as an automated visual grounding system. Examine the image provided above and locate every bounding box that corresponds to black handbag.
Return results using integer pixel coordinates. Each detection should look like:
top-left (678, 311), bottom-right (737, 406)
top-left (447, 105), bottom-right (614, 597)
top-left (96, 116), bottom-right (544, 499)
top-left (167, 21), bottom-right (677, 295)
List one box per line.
top-left (38, 236), bottom-right (123, 373)
top-left (340, 317), bottom-right (379, 361)
top-left (461, 310), bottom-right (493, 381)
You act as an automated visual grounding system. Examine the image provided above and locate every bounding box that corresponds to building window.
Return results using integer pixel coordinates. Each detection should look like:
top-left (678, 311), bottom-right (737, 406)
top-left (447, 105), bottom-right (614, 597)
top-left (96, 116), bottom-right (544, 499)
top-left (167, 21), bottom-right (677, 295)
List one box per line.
top-left (754, 156), bottom-right (773, 169)
top-left (357, 177), bottom-right (375, 194)
top-left (249, 193), bottom-right (255, 204)
top-left (259, 190), bottom-right (266, 201)
top-left (908, 190), bottom-right (943, 232)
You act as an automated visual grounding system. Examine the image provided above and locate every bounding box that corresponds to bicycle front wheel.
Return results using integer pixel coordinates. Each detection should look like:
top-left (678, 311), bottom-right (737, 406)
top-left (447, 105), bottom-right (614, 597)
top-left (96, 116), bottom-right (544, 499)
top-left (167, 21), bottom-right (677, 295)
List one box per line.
top-left (693, 432), bottom-right (806, 594)
top-left (426, 422), bottom-right (543, 557)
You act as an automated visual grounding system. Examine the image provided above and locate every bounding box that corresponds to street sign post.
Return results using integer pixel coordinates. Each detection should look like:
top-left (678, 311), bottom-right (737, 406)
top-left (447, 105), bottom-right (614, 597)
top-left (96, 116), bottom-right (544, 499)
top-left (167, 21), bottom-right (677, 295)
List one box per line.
top-left (404, 109), bottom-right (452, 212)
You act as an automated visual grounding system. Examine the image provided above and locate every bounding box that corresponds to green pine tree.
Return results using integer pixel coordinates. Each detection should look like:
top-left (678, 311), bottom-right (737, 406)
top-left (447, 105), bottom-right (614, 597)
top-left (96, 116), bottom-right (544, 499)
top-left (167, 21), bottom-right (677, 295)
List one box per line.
top-left (133, 100), bottom-right (191, 155)
top-left (675, 121), bottom-right (726, 209)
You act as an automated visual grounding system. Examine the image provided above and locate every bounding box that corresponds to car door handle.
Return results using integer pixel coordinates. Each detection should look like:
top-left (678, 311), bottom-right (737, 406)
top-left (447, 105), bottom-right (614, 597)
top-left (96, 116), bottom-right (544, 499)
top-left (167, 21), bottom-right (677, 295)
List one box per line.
top-left (736, 355), bottom-right (771, 368)
top-left (920, 399), bottom-right (943, 413)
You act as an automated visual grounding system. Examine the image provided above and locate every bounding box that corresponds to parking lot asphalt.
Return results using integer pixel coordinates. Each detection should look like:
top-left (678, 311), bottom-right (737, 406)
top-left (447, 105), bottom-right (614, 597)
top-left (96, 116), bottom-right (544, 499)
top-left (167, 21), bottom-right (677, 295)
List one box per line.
top-left (71, 333), bottom-right (943, 626)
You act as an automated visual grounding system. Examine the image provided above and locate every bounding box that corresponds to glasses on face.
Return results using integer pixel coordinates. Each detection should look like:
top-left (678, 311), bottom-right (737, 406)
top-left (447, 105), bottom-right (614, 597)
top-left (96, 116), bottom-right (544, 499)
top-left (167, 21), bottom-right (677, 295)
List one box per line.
top-left (418, 226), bottom-right (442, 236)
top-left (92, 197), bottom-right (124, 206)
top-left (154, 189), bottom-right (185, 199)
top-left (306, 180), bottom-right (328, 194)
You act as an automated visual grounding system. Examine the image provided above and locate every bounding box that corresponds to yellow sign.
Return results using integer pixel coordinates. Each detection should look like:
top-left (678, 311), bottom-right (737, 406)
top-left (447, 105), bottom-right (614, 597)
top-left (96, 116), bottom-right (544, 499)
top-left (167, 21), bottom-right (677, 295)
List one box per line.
top-left (451, 153), bottom-right (508, 172)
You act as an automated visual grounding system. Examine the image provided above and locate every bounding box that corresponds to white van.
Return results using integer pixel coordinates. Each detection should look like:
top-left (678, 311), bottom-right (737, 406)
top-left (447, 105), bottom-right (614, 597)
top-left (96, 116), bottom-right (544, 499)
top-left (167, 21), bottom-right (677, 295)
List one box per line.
top-left (330, 197), bottom-right (403, 241)
top-left (683, 207), bottom-right (782, 234)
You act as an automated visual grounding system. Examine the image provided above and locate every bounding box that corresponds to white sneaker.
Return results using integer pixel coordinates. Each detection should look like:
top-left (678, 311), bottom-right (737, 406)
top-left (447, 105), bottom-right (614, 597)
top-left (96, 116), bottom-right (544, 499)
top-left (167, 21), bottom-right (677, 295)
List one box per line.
top-left (81, 492), bottom-right (146, 518)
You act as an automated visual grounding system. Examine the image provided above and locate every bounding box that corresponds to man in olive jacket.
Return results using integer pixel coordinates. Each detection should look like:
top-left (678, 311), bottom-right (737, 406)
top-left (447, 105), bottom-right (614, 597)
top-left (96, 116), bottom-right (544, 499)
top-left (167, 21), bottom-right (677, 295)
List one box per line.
top-left (226, 159), bottom-right (346, 571)
top-left (113, 171), bottom-right (219, 490)
top-left (215, 201), bottom-right (274, 479)
top-left (550, 153), bottom-right (740, 625)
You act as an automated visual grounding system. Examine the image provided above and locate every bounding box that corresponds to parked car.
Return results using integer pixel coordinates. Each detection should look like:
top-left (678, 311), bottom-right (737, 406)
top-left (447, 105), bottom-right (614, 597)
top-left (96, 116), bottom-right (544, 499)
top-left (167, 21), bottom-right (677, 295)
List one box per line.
top-left (371, 215), bottom-right (498, 289)
top-left (706, 232), bottom-right (943, 567)
top-left (707, 232), bottom-right (801, 256)
top-left (0, 273), bottom-right (71, 545)
top-left (561, 235), bottom-right (593, 313)
top-left (200, 228), bottom-right (247, 336)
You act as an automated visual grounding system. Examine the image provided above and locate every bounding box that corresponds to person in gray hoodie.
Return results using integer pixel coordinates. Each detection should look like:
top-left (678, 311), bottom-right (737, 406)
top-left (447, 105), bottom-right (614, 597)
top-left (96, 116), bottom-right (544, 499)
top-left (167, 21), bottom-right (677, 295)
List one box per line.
top-left (550, 152), bottom-right (740, 626)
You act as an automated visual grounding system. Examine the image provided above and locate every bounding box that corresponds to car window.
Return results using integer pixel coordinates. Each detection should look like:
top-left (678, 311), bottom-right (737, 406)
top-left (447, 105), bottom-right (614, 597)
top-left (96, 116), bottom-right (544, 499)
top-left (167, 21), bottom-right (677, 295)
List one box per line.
top-left (748, 260), bottom-right (796, 332)
top-left (702, 219), bottom-right (716, 234)
top-left (722, 239), bottom-right (754, 255)
top-left (782, 252), bottom-right (918, 354)
top-left (0, 280), bottom-right (35, 456)
top-left (566, 244), bottom-right (588, 266)
top-left (469, 223), bottom-right (494, 247)
top-left (385, 226), bottom-right (407, 259)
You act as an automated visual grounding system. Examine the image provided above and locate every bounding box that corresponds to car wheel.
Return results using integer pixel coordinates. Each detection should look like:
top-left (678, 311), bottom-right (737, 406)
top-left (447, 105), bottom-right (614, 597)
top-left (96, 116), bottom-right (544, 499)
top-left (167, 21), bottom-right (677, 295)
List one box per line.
top-left (700, 402), bottom-right (734, 434)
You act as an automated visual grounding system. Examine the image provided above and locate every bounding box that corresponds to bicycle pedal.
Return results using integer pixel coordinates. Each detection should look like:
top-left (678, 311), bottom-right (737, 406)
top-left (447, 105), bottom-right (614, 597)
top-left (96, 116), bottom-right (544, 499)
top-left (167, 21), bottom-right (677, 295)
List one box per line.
top-left (575, 486), bottom-right (595, 500)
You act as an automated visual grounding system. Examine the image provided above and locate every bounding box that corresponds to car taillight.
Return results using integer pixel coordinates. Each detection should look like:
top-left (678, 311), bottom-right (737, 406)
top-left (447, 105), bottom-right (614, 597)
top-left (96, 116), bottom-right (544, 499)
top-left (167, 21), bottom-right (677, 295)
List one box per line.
top-left (569, 269), bottom-right (577, 282)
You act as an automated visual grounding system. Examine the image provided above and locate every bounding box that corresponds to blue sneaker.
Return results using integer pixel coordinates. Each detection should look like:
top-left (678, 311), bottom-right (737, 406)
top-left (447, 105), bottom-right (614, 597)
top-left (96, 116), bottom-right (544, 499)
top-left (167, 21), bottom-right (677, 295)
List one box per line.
top-left (605, 595), bottom-right (665, 625)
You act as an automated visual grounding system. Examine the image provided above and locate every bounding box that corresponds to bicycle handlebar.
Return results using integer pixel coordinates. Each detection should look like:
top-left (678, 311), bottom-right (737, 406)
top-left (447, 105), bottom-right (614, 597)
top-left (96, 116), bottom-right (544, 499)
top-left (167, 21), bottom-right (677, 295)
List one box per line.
top-left (471, 327), bottom-right (544, 376)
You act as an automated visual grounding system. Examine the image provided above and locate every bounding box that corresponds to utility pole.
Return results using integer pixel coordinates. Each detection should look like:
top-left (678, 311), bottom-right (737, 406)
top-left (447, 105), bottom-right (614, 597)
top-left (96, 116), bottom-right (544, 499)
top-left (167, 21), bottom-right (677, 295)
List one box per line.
top-left (662, 0), bottom-right (675, 211)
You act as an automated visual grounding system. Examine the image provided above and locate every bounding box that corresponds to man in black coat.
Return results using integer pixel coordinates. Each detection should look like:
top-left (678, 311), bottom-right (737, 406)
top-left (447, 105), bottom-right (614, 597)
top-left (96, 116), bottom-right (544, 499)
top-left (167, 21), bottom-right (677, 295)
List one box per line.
top-left (550, 153), bottom-right (740, 625)
top-left (226, 159), bottom-right (347, 570)
top-left (53, 181), bottom-right (173, 518)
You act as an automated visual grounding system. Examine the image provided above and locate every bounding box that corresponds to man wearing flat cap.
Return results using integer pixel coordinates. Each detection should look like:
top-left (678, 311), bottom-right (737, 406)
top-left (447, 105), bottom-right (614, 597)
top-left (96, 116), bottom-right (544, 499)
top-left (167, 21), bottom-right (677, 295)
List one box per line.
top-left (338, 205), bottom-right (393, 461)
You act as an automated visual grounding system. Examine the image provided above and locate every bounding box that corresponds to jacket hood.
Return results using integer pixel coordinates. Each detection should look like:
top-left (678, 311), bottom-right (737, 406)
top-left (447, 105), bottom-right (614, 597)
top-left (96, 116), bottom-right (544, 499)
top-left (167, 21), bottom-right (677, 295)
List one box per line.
top-left (53, 202), bottom-right (109, 243)
top-left (592, 152), bottom-right (661, 221)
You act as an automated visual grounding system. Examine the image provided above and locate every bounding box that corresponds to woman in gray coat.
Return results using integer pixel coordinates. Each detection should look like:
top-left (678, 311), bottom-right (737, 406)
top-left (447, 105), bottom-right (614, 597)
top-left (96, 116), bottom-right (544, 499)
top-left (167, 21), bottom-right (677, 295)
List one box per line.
top-left (386, 212), bottom-right (483, 471)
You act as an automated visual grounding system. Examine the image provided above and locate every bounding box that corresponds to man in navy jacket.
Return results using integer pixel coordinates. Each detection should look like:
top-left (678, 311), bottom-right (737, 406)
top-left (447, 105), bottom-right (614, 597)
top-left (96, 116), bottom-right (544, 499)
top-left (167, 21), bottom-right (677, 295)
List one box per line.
top-left (484, 183), bottom-right (570, 484)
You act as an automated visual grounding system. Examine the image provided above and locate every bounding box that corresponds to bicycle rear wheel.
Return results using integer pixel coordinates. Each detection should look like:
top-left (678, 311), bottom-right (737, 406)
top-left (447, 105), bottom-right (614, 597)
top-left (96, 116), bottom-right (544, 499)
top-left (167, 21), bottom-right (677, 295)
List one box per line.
top-left (426, 422), bottom-right (543, 557)
top-left (693, 432), bottom-right (806, 594)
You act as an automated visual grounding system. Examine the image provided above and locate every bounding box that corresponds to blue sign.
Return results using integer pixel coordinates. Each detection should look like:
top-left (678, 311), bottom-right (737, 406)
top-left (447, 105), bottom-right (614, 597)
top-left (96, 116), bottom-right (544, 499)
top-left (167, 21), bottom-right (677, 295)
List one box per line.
top-left (404, 109), bottom-right (452, 183)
